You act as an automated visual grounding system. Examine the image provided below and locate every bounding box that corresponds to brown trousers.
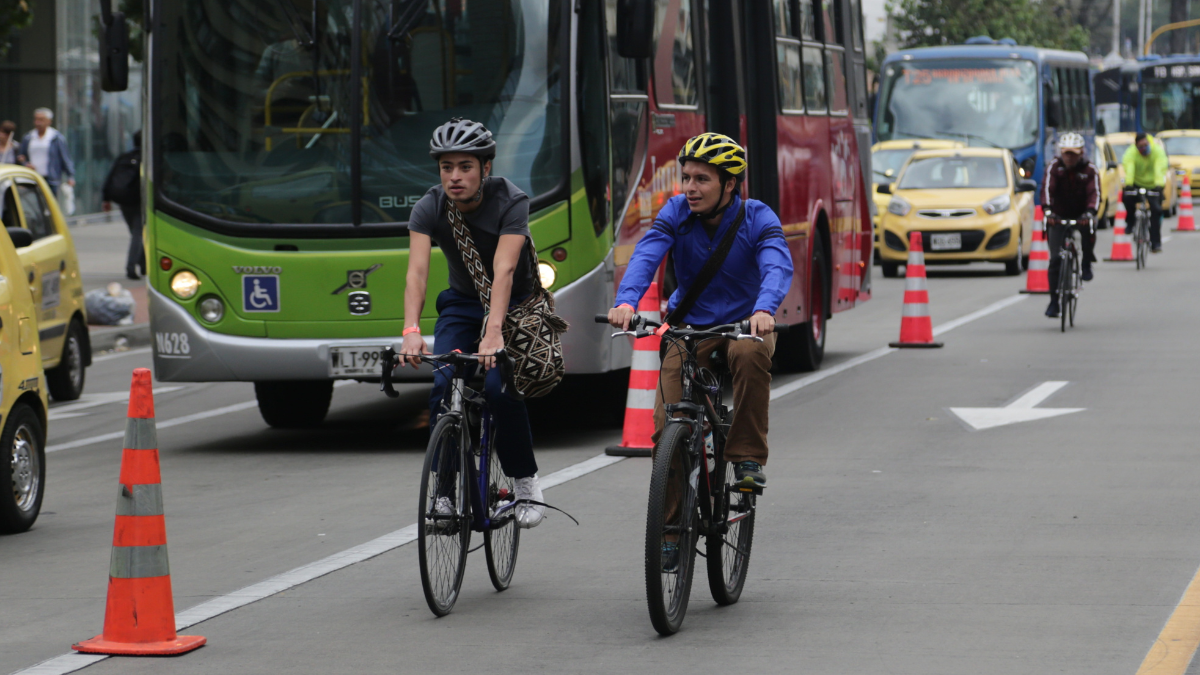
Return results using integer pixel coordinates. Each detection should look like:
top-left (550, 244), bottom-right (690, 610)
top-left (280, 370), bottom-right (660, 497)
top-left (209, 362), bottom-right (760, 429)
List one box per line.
top-left (652, 332), bottom-right (776, 465)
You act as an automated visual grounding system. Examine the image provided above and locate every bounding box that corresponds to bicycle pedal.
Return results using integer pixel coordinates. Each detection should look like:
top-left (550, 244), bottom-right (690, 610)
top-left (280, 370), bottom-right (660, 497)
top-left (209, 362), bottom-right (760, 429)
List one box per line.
top-left (733, 485), bottom-right (763, 495)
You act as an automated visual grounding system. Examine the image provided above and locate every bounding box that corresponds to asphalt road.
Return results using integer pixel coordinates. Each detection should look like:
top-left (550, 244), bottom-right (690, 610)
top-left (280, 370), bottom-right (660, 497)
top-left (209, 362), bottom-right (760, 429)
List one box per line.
top-left (5, 221), bottom-right (1200, 674)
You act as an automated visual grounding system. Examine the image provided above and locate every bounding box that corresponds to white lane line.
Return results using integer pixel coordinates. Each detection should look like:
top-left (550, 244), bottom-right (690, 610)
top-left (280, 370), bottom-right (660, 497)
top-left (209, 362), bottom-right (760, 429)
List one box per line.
top-left (770, 294), bottom-right (1029, 402)
top-left (17, 293), bottom-right (1031, 675)
top-left (46, 402), bottom-right (259, 453)
top-left (11, 453), bottom-right (627, 675)
top-left (90, 347), bottom-right (152, 363)
top-left (48, 387), bottom-right (184, 421)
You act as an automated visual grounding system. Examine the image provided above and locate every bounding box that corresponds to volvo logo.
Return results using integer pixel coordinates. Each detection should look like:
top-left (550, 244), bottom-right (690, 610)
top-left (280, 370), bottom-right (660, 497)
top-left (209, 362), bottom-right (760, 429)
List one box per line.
top-left (348, 291), bottom-right (371, 315)
top-left (332, 264), bottom-right (382, 295)
top-left (233, 265), bottom-right (283, 274)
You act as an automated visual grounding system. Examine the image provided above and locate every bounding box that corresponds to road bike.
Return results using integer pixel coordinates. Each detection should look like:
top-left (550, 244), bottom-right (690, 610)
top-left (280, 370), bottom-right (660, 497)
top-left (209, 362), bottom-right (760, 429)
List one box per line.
top-left (380, 347), bottom-right (521, 616)
top-left (1048, 215), bottom-right (1088, 332)
top-left (1125, 187), bottom-right (1160, 270)
top-left (596, 314), bottom-right (787, 635)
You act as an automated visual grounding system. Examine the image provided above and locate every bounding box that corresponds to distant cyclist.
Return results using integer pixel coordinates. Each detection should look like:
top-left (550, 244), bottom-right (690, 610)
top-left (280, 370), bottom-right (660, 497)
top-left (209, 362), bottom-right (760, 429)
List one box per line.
top-left (1121, 131), bottom-right (1169, 254)
top-left (608, 133), bottom-right (793, 490)
top-left (1041, 132), bottom-right (1099, 318)
top-left (399, 118), bottom-right (545, 528)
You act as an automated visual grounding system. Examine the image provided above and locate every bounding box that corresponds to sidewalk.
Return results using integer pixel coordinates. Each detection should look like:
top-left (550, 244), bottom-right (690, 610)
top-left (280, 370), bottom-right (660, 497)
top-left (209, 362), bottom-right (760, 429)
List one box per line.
top-left (70, 213), bottom-right (151, 353)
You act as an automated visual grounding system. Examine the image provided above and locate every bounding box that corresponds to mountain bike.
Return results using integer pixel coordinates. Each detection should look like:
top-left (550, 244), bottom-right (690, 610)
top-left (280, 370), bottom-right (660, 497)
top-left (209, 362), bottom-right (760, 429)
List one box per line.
top-left (596, 314), bottom-right (787, 635)
top-left (380, 347), bottom-right (521, 617)
top-left (1049, 216), bottom-right (1087, 332)
top-left (1125, 187), bottom-right (1160, 270)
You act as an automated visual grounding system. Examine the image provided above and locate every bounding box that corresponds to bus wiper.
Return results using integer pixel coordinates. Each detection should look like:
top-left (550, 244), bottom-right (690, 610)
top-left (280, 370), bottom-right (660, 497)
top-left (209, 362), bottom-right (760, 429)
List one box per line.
top-left (387, 0), bottom-right (426, 42)
top-left (274, 0), bottom-right (314, 48)
top-left (942, 130), bottom-right (1000, 148)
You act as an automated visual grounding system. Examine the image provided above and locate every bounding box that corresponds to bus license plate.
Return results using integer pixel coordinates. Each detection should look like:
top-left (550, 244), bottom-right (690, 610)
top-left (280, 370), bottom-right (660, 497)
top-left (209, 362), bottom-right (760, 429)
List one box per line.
top-left (930, 233), bottom-right (961, 251)
top-left (329, 346), bottom-right (387, 377)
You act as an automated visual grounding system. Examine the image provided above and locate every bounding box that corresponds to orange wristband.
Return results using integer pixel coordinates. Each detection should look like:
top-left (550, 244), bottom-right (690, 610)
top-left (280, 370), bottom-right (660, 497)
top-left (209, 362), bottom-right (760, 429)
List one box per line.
top-left (402, 326), bottom-right (421, 337)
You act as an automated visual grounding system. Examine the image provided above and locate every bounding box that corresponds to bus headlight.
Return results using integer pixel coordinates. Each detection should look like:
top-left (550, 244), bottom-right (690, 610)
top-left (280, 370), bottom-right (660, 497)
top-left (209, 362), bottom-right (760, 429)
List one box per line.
top-left (170, 270), bottom-right (200, 299)
top-left (198, 295), bottom-right (224, 323)
top-left (983, 194), bottom-right (1011, 215)
top-left (887, 196), bottom-right (911, 216)
top-left (538, 262), bottom-right (557, 289)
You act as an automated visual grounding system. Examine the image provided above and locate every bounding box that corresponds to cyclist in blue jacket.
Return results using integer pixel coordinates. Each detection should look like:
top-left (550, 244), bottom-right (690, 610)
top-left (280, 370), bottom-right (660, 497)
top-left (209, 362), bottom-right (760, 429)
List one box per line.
top-left (608, 133), bottom-right (793, 493)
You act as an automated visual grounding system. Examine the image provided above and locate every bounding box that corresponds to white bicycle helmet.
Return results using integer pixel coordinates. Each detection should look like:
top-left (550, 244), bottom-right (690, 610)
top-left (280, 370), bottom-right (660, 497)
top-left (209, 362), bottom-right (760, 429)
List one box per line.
top-left (1058, 132), bottom-right (1085, 153)
top-left (429, 117), bottom-right (497, 161)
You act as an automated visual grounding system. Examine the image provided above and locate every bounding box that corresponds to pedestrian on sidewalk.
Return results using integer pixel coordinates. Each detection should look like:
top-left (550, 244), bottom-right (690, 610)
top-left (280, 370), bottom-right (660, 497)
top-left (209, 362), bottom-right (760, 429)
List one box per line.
top-left (0, 121), bottom-right (18, 164)
top-left (103, 131), bottom-right (144, 279)
top-left (17, 108), bottom-right (74, 196)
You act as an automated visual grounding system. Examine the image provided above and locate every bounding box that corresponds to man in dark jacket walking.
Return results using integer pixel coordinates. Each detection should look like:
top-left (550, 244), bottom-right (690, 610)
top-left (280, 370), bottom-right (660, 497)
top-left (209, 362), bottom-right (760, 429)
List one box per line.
top-left (102, 131), bottom-right (144, 279)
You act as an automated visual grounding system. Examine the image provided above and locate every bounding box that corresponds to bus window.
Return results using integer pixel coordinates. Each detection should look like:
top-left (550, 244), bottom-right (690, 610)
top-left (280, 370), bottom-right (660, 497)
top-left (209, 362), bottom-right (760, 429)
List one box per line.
top-left (803, 46), bottom-right (827, 113)
top-left (1076, 69), bottom-right (1093, 127)
top-left (825, 49), bottom-right (848, 114)
top-left (772, 0), bottom-right (796, 36)
top-left (798, 0), bottom-right (817, 40)
top-left (825, 0), bottom-right (844, 45)
top-left (778, 42), bottom-right (804, 113)
top-left (606, 0), bottom-right (649, 230)
top-left (579, 0), bottom-right (610, 235)
top-left (849, 0), bottom-right (864, 51)
top-left (654, 0), bottom-right (699, 107)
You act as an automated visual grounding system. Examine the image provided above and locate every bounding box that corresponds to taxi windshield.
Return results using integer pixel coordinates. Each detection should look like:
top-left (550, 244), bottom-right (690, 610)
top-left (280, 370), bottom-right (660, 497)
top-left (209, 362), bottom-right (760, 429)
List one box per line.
top-left (1110, 143), bottom-right (1131, 160)
top-left (897, 156), bottom-right (1009, 190)
top-left (872, 149), bottom-right (916, 184)
top-left (1163, 136), bottom-right (1200, 156)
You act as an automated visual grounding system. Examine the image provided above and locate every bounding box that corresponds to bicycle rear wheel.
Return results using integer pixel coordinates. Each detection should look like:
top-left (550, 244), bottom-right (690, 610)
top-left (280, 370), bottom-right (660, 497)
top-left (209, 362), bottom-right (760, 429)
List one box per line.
top-left (484, 423), bottom-right (520, 591)
top-left (645, 422), bottom-right (699, 636)
top-left (1136, 215), bottom-right (1148, 269)
top-left (1058, 256), bottom-right (1070, 333)
top-left (706, 455), bottom-right (756, 606)
top-left (418, 415), bottom-right (470, 617)
top-left (1069, 253), bottom-right (1079, 327)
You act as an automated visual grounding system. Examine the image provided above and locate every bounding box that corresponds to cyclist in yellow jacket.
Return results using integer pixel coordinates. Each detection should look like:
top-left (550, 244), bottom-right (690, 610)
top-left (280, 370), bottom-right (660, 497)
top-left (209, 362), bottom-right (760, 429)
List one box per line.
top-left (1121, 132), bottom-right (1169, 253)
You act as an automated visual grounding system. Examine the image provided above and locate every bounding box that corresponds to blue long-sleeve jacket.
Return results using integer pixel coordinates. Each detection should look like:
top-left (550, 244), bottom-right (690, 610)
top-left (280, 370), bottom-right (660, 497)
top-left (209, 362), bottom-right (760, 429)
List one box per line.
top-left (615, 194), bottom-right (794, 326)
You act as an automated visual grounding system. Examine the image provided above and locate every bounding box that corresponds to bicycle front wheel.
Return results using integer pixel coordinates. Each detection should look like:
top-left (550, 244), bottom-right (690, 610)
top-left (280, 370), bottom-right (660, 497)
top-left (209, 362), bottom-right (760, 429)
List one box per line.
top-left (1069, 254), bottom-right (1079, 327)
top-left (706, 457), bottom-right (756, 606)
top-left (645, 422), bottom-right (699, 636)
top-left (484, 425), bottom-right (520, 591)
top-left (1058, 256), bottom-right (1071, 333)
top-left (1136, 215), bottom-right (1148, 269)
top-left (418, 415), bottom-right (470, 617)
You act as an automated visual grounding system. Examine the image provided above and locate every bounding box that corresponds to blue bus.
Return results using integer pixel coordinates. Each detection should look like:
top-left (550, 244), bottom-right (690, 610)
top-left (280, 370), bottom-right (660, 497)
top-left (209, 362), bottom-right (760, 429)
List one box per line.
top-left (1095, 55), bottom-right (1200, 134)
top-left (874, 39), bottom-right (1094, 199)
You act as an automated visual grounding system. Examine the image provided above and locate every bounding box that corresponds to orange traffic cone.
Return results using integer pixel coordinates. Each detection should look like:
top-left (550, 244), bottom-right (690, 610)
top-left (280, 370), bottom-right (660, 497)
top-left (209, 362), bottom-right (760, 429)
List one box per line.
top-left (1175, 175), bottom-right (1195, 231)
top-left (1106, 199), bottom-right (1134, 261)
top-left (889, 232), bottom-right (943, 349)
top-left (605, 282), bottom-right (663, 457)
top-left (1020, 207), bottom-right (1050, 294)
top-left (73, 369), bottom-right (205, 656)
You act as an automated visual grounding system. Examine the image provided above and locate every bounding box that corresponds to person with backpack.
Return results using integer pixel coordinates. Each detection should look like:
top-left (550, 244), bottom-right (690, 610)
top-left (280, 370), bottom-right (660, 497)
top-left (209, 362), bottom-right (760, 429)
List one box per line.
top-left (607, 133), bottom-right (793, 492)
top-left (102, 131), bottom-right (144, 279)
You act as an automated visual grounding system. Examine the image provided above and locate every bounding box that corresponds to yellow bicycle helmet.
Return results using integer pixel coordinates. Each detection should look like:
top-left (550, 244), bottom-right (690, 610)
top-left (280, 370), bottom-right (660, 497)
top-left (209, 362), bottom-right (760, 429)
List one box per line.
top-left (677, 133), bottom-right (747, 176)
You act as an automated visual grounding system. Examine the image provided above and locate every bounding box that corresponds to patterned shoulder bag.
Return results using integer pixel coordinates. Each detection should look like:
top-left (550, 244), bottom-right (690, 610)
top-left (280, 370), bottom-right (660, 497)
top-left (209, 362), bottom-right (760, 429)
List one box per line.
top-left (445, 198), bottom-right (569, 398)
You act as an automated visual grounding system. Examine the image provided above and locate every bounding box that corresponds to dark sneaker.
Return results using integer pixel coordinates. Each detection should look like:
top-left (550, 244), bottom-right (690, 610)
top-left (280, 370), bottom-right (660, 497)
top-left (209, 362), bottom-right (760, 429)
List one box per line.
top-left (1082, 266), bottom-right (1093, 282)
top-left (1045, 301), bottom-right (1060, 318)
top-left (734, 461), bottom-right (766, 488)
top-left (661, 542), bottom-right (680, 573)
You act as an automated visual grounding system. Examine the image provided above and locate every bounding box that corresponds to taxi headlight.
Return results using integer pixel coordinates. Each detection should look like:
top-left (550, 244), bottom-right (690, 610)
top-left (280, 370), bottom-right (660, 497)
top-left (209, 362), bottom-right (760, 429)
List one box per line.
top-left (887, 196), bottom-right (911, 216)
top-left (982, 194), bottom-right (1011, 215)
top-left (198, 295), bottom-right (224, 323)
top-left (170, 270), bottom-right (200, 299)
top-left (538, 262), bottom-right (557, 289)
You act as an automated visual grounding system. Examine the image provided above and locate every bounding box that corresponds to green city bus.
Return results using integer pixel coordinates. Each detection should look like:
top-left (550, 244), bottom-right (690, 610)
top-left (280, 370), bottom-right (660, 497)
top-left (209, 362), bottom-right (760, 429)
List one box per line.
top-left (124, 0), bottom-right (874, 427)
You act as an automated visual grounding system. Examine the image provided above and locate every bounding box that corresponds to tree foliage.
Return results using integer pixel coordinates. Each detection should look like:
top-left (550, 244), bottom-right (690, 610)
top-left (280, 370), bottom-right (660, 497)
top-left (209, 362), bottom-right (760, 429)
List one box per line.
top-left (886, 0), bottom-right (1090, 52)
top-left (0, 0), bottom-right (33, 57)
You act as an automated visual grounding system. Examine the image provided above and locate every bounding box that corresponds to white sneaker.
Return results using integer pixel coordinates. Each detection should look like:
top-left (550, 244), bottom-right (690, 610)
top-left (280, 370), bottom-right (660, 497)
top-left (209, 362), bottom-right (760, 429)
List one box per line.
top-left (430, 496), bottom-right (454, 532)
top-left (514, 475), bottom-right (545, 529)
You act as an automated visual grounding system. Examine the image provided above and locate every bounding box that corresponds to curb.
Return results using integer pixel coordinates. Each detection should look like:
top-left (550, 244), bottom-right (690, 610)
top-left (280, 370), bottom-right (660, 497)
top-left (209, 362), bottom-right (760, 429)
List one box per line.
top-left (89, 323), bottom-right (151, 355)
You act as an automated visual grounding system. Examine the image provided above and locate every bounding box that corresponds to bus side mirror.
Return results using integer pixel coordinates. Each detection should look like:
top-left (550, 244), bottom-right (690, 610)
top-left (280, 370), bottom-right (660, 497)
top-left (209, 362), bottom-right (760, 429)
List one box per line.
top-left (616, 0), bottom-right (654, 59)
top-left (1015, 179), bottom-right (1037, 193)
top-left (876, 183), bottom-right (892, 195)
top-left (99, 2), bottom-right (129, 92)
top-left (6, 228), bottom-right (32, 248)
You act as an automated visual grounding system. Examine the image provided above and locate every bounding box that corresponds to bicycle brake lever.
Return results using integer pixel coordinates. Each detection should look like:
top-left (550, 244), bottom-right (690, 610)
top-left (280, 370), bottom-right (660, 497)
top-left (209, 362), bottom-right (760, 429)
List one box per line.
top-left (734, 334), bottom-right (765, 342)
top-left (379, 347), bottom-right (400, 399)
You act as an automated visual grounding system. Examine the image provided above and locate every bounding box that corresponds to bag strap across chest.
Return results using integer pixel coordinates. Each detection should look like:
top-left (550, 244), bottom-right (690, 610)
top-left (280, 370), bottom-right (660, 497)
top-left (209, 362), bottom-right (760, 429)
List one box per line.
top-left (665, 201), bottom-right (747, 326)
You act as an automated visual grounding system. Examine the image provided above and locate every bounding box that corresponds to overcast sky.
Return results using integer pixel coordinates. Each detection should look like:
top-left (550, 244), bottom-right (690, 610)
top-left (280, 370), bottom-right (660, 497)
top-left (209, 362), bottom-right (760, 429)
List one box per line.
top-left (863, 0), bottom-right (888, 45)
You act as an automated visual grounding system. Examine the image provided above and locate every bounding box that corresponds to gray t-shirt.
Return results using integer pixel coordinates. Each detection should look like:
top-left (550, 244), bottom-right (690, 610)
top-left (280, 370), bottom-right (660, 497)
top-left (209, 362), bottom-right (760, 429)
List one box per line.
top-left (408, 176), bottom-right (535, 299)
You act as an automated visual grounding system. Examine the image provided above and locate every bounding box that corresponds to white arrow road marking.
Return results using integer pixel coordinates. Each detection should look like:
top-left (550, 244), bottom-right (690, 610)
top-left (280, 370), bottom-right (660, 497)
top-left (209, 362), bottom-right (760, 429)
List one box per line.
top-left (950, 381), bottom-right (1085, 431)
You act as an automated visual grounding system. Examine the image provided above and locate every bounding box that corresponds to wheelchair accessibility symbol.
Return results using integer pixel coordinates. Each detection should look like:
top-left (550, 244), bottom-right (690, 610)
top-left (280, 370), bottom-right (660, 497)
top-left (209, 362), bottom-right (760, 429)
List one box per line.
top-left (242, 275), bottom-right (280, 312)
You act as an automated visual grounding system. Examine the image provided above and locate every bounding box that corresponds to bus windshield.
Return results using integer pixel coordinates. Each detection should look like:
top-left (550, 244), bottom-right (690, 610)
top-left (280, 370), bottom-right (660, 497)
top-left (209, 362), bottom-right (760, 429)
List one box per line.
top-left (1142, 80), bottom-right (1200, 133)
top-left (876, 59), bottom-right (1039, 150)
top-left (897, 156), bottom-right (1009, 190)
top-left (156, 0), bottom-right (564, 227)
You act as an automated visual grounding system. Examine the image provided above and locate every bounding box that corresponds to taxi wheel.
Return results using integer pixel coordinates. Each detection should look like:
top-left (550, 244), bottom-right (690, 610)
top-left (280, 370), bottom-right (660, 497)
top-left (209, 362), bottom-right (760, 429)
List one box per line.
top-left (254, 380), bottom-right (333, 429)
top-left (0, 404), bottom-right (45, 534)
top-left (881, 262), bottom-right (900, 278)
top-left (47, 319), bottom-right (87, 402)
top-left (1004, 236), bottom-right (1024, 276)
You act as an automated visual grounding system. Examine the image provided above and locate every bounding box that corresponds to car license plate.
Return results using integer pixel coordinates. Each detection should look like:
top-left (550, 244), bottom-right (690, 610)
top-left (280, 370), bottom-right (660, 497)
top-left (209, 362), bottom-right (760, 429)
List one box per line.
top-left (930, 233), bottom-right (962, 251)
top-left (329, 346), bottom-right (388, 377)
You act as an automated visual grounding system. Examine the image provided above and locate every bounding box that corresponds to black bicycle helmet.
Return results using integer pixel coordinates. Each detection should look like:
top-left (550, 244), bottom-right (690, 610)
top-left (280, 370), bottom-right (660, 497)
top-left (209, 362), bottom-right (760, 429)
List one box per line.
top-left (429, 117), bottom-right (497, 161)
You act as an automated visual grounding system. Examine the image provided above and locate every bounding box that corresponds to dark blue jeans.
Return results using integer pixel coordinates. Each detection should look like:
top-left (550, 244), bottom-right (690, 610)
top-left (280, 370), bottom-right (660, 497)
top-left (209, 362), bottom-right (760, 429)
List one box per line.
top-left (430, 288), bottom-right (537, 479)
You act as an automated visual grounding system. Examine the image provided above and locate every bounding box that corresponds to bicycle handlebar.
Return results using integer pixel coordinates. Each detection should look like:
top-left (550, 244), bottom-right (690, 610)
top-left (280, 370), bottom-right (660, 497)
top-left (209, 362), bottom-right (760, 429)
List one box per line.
top-left (592, 314), bottom-right (789, 341)
top-left (1123, 188), bottom-right (1162, 197)
top-left (379, 347), bottom-right (515, 399)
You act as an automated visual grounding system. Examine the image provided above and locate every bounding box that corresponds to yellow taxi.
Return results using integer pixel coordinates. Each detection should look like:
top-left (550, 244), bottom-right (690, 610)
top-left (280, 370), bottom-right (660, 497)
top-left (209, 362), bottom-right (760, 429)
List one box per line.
top-left (1105, 132), bottom-right (1177, 214)
top-left (0, 167), bottom-right (89, 401)
top-left (1158, 129), bottom-right (1200, 199)
top-left (1093, 136), bottom-right (1123, 229)
top-left (876, 148), bottom-right (1035, 277)
top-left (0, 219), bottom-right (49, 533)
top-left (871, 139), bottom-right (964, 257)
